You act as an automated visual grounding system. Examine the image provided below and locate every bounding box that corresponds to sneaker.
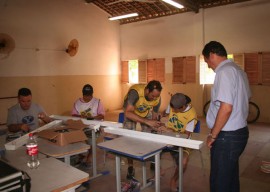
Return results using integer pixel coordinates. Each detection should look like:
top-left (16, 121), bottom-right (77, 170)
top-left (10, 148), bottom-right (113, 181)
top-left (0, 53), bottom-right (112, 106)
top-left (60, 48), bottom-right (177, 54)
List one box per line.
top-left (126, 166), bottom-right (135, 180)
top-left (129, 178), bottom-right (141, 192)
top-left (147, 177), bottom-right (155, 184)
top-left (261, 160), bottom-right (270, 173)
top-left (121, 178), bottom-right (140, 192)
top-left (150, 162), bottom-right (155, 171)
top-left (121, 182), bottom-right (131, 192)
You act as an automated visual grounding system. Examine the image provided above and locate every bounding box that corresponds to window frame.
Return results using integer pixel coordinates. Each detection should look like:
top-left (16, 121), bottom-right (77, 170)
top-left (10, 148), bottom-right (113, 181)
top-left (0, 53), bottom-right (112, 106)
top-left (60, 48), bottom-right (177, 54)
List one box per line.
top-left (172, 56), bottom-right (196, 84)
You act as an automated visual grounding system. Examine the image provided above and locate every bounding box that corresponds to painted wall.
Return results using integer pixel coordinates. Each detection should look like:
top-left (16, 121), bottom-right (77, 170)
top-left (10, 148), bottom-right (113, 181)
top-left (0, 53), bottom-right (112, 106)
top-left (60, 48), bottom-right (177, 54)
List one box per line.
top-left (1, 0), bottom-right (270, 124)
top-left (120, 0), bottom-right (270, 122)
top-left (0, 0), bottom-right (122, 124)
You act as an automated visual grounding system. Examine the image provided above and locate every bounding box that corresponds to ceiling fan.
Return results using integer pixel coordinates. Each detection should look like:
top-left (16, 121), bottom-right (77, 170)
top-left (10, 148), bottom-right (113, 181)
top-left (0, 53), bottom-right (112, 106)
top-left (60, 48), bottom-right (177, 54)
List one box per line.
top-left (66, 39), bottom-right (79, 57)
top-left (107, 0), bottom-right (157, 6)
top-left (0, 33), bottom-right (15, 59)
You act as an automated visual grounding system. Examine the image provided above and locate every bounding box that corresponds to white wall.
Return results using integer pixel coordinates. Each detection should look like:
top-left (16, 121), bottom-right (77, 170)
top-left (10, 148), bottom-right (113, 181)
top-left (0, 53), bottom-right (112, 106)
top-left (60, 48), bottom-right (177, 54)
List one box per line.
top-left (0, 0), bottom-right (123, 122)
top-left (203, 0), bottom-right (270, 53)
top-left (0, 0), bottom-right (120, 76)
top-left (120, 0), bottom-right (270, 122)
top-left (120, 0), bottom-right (270, 64)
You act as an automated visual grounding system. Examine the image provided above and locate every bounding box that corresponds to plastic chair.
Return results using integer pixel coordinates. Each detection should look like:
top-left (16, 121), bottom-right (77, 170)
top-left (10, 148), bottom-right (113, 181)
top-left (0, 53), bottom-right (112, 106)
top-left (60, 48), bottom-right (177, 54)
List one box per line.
top-left (103, 112), bottom-right (124, 164)
top-left (118, 112), bottom-right (125, 123)
top-left (166, 120), bottom-right (205, 173)
top-left (194, 120), bottom-right (200, 133)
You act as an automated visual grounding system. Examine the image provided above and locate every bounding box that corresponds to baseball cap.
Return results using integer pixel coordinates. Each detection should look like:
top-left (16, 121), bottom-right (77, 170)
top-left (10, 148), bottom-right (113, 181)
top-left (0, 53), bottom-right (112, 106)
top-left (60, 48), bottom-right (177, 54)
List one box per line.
top-left (82, 84), bottom-right (93, 96)
top-left (170, 93), bottom-right (191, 109)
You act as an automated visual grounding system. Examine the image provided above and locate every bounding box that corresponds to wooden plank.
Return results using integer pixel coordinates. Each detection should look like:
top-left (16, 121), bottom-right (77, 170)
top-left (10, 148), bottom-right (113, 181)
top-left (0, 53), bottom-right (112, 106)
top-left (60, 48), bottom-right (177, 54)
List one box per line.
top-left (98, 136), bottom-right (165, 160)
top-left (50, 115), bottom-right (123, 129)
top-left (104, 127), bottom-right (203, 150)
top-left (38, 138), bottom-right (90, 158)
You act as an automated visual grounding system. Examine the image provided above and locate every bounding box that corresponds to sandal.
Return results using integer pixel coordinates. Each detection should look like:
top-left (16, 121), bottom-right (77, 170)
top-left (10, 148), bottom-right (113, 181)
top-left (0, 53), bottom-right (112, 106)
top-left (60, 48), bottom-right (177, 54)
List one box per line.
top-left (261, 160), bottom-right (270, 173)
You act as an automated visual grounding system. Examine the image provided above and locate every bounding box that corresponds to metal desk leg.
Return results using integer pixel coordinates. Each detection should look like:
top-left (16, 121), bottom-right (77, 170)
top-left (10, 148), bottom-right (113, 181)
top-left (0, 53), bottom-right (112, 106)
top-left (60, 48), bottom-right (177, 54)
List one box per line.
top-left (142, 161), bottom-right (147, 187)
top-left (64, 156), bottom-right (70, 165)
top-left (178, 147), bottom-right (183, 192)
top-left (116, 155), bottom-right (121, 192)
top-left (91, 129), bottom-right (97, 177)
top-left (155, 152), bottom-right (161, 192)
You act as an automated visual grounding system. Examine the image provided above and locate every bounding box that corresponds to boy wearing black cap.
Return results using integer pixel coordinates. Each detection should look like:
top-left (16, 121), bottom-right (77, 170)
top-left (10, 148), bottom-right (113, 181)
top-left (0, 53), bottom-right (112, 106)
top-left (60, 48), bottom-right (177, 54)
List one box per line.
top-left (161, 93), bottom-right (197, 191)
top-left (71, 84), bottom-right (105, 169)
top-left (71, 84), bottom-right (105, 120)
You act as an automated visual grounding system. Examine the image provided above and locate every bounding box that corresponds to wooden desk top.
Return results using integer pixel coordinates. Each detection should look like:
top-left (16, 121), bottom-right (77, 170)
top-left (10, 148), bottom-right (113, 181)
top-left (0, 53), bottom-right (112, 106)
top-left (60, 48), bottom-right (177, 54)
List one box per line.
top-left (11, 157), bottom-right (89, 192)
top-left (38, 138), bottom-right (90, 158)
top-left (4, 146), bottom-right (46, 166)
top-left (3, 146), bottom-right (89, 192)
top-left (98, 136), bottom-right (166, 161)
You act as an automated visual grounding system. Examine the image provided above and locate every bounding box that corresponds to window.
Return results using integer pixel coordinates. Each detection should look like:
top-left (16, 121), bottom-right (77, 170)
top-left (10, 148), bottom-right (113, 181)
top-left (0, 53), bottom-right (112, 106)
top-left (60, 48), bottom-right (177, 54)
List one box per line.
top-left (172, 56), bottom-right (196, 84)
top-left (121, 61), bottom-right (129, 83)
top-left (245, 52), bottom-right (270, 85)
top-left (261, 52), bottom-right (270, 85)
top-left (199, 54), bottom-right (244, 85)
top-left (121, 60), bottom-right (138, 84)
top-left (138, 60), bottom-right (147, 83)
top-left (128, 60), bottom-right (138, 84)
top-left (244, 53), bottom-right (259, 85)
top-left (121, 58), bottom-right (165, 83)
top-left (147, 58), bottom-right (165, 82)
top-left (231, 53), bottom-right (244, 70)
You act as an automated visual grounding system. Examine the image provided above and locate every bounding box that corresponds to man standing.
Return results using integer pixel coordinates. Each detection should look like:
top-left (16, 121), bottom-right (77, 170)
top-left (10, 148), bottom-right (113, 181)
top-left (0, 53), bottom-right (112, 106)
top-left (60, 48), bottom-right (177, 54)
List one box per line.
top-left (123, 80), bottom-right (163, 179)
top-left (202, 41), bottom-right (251, 192)
top-left (7, 88), bottom-right (51, 133)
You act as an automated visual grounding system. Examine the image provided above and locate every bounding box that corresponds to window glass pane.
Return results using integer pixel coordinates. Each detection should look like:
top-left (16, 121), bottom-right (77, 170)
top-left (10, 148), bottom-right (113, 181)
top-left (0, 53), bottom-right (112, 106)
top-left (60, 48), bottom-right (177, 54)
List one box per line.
top-left (228, 54), bottom-right (233, 60)
top-left (229, 53), bottom-right (245, 70)
top-left (129, 60), bottom-right (138, 84)
top-left (199, 55), bottom-right (215, 84)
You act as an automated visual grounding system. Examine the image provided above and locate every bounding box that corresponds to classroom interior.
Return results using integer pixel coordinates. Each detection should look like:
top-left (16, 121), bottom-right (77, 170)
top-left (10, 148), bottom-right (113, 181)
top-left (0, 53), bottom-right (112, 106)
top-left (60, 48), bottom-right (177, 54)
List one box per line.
top-left (0, 0), bottom-right (270, 191)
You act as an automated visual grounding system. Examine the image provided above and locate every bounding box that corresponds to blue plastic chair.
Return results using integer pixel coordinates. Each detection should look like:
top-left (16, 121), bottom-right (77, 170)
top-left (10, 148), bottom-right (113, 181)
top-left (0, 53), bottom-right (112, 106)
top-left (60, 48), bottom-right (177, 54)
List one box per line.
top-left (167, 120), bottom-right (205, 174)
top-left (118, 112), bottom-right (125, 123)
top-left (194, 120), bottom-right (200, 133)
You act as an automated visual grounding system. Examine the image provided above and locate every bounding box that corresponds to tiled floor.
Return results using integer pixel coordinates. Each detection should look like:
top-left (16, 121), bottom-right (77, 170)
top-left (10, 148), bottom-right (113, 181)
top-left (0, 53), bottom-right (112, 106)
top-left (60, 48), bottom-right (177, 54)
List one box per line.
top-left (76, 115), bottom-right (270, 192)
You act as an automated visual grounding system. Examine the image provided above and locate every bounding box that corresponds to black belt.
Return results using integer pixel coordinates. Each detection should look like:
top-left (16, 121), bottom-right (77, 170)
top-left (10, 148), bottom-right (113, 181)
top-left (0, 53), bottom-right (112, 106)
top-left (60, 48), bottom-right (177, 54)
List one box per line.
top-left (220, 126), bottom-right (248, 133)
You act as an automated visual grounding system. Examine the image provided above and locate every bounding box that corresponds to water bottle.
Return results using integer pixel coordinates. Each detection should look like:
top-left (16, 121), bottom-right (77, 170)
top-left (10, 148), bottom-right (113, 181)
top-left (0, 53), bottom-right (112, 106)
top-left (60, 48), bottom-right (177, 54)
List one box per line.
top-left (26, 133), bottom-right (40, 169)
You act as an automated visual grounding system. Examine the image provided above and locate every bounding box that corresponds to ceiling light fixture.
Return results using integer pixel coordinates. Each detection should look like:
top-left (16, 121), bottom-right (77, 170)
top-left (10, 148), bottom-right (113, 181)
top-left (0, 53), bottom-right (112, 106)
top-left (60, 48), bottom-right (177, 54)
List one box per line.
top-left (109, 13), bottom-right (139, 21)
top-left (162, 0), bottom-right (184, 9)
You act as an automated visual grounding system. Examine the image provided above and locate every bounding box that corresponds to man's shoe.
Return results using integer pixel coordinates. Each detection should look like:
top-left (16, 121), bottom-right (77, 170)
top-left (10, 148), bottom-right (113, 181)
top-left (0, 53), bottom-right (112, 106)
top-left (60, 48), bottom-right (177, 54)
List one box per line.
top-left (121, 178), bottom-right (140, 192)
top-left (126, 166), bottom-right (135, 180)
top-left (121, 182), bottom-right (131, 192)
top-left (147, 177), bottom-right (155, 184)
top-left (130, 178), bottom-right (141, 192)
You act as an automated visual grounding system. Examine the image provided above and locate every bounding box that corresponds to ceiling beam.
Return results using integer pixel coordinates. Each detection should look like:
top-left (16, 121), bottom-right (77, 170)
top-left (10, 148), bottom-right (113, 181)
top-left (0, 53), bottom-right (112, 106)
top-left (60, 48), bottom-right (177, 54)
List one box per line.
top-left (85, 0), bottom-right (96, 4)
top-left (178, 0), bottom-right (200, 13)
